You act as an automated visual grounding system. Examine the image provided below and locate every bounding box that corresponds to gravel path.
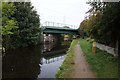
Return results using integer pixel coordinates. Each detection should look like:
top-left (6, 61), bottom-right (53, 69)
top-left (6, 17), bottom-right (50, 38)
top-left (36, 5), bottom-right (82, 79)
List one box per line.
top-left (71, 42), bottom-right (97, 78)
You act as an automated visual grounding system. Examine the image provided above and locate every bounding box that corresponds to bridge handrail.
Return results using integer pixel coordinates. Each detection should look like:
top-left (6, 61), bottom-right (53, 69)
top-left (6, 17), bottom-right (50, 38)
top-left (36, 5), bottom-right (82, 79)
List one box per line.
top-left (42, 21), bottom-right (78, 29)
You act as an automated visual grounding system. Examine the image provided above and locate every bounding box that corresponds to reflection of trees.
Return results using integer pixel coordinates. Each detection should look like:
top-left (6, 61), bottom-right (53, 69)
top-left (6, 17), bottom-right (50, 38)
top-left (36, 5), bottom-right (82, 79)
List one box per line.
top-left (42, 40), bottom-right (70, 61)
top-left (43, 42), bottom-right (56, 52)
top-left (42, 36), bottom-right (64, 53)
top-left (2, 45), bottom-right (42, 79)
top-left (41, 42), bottom-right (68, 64)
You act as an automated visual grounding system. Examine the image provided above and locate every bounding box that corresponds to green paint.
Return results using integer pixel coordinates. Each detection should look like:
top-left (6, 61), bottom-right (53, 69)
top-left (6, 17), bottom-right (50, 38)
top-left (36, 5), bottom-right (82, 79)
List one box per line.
top-left (42, 26), bottom-right (79, 34)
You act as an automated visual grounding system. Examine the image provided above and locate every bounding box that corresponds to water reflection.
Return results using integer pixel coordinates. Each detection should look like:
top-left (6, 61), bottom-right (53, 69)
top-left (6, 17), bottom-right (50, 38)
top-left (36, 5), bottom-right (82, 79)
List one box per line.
top-left (2, 41), bottom-right (70, 79)
top-left (42, 54), bottom-right (65, 64)
top-left (38, 41), bottom-right (69, 78)
top-left (42, 42), bottom-right (56, 52)
top-left (2, 45), bottom-right (42, 80)
top-left (38, 54), bottom-right (66, 78)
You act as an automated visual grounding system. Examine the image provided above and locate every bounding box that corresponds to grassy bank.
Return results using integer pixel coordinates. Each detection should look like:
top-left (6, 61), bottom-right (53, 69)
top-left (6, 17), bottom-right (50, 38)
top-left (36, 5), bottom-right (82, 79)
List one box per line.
top-left (56, 39), bottom-right (78, 78)
top-left (79, 39), bottom-right (118, 78)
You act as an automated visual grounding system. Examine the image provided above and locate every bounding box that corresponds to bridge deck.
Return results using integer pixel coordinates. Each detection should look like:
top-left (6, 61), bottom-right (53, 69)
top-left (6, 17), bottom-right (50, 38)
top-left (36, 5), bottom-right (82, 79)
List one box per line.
top-left (43, 26), bottom-right (78, 30)
top-left (42, 26), bottom-right (79, 34)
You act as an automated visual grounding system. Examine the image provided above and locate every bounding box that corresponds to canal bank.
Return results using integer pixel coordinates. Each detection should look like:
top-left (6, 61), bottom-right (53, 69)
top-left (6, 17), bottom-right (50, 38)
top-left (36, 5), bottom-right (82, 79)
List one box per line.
top-left (56, 39), bottom-right (96, 78)
top-left (38, 41), bottom-right (71, 78)
top-left (56, 39), bottom-right (78, 78)
top-left (56, 39), bottom-right (119, 78)
top-left (79, 39), bottom-right (118, 78)
top-left (2, 40), bottom-right (71, 79)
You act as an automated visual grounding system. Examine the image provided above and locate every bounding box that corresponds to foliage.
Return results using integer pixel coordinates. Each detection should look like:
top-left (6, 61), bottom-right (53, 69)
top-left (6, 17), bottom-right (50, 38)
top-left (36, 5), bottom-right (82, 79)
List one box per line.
top-left (2, 2), bottom-right (18, 35)
top-left (2, 2), bottom-right (41, 50)
top-left (78, 28), bottom-right (88, 39)
top-left (79, 39), bottom-right (118, 78)
top-left (2, 2), bottom-right (18, 49)
top-left (2, 20), bottom-right (18, 35)
top-left (79, 2), bottom-right (120, 47)
top-left (12, 2), bottom-right (41, 47)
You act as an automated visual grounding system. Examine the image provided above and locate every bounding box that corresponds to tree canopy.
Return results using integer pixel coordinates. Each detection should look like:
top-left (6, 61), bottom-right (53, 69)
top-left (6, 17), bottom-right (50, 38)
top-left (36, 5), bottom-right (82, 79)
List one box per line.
top-left (2, 2), bottom-right (41, 50)
top-left (79, 2), bottom-right (120, 47)
top-left (2, 2), bottom-right (18, 35)
top-left (13, 2), bottom-right (40, 47)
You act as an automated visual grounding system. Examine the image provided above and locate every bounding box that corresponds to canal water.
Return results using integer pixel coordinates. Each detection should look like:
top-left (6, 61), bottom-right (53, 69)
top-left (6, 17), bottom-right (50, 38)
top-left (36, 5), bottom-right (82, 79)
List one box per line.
top-left (2, 41), bottom-right (71, 79)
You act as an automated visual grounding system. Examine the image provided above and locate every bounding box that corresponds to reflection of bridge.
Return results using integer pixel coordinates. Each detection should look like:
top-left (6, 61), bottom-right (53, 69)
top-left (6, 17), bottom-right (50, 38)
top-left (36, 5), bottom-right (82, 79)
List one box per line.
top-left (42, 21), bottom-right (79, 34)
top-left (42, 42), bottom-right (56, 52)
top-left (41, 54), bottom-right (65, 64)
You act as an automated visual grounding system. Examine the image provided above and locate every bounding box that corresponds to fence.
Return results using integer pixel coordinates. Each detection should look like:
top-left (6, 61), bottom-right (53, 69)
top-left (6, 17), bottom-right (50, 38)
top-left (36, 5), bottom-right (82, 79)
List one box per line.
top-left (42, 21), bottom-right (78, 29)
top-left (96, 42), bottom-right (118, 57)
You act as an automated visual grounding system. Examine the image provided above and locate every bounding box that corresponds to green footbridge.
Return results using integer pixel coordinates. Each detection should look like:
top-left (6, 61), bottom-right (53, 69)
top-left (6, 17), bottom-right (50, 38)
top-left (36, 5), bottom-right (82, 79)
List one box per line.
top-left (41, 21), bottom-right (79, 35)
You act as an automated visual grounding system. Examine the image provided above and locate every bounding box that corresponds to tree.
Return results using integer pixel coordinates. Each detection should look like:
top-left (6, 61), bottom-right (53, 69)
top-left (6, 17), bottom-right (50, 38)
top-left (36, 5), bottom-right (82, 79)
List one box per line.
top-left (2, 2), bottom-right (41, 50)
top-left (12, 2), bottom-right (41, 47)
top-left (90, 2), bottom-right (120, 47)
top-left (79, 11), bottom-right (102, 37)
top-left (2, 2), bottom-right (18, 49)
top-left (79, 2), bottom-right (120, 47)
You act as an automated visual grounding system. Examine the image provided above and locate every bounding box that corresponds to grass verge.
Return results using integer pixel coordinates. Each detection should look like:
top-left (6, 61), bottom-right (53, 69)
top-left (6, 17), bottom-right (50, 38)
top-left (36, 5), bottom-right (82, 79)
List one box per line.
top-left (79, 39), bottom-right (119, 78)
top-left (55, 39), bottom-right (78, 78)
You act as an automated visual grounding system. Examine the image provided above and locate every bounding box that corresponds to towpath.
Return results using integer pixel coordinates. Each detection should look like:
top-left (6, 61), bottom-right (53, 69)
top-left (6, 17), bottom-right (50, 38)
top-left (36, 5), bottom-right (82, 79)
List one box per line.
top-left (70, 42), bottom-right (97, 78)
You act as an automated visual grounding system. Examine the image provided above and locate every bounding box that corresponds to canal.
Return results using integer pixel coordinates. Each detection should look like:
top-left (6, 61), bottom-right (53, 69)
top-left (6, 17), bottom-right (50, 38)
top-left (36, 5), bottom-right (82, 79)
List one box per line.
top-left (2, 41), bottom-right (71, 79)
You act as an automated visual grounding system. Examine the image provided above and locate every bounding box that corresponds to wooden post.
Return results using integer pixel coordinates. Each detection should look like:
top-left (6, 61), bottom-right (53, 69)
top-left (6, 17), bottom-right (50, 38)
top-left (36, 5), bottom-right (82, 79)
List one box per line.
top-left (92, 41), bottom-right (96, 55)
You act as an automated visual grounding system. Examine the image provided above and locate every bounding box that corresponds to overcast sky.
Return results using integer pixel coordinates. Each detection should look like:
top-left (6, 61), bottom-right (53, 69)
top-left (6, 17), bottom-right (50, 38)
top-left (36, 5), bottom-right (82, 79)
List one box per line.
top-left (31, 0), bottom-right (91, 28)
